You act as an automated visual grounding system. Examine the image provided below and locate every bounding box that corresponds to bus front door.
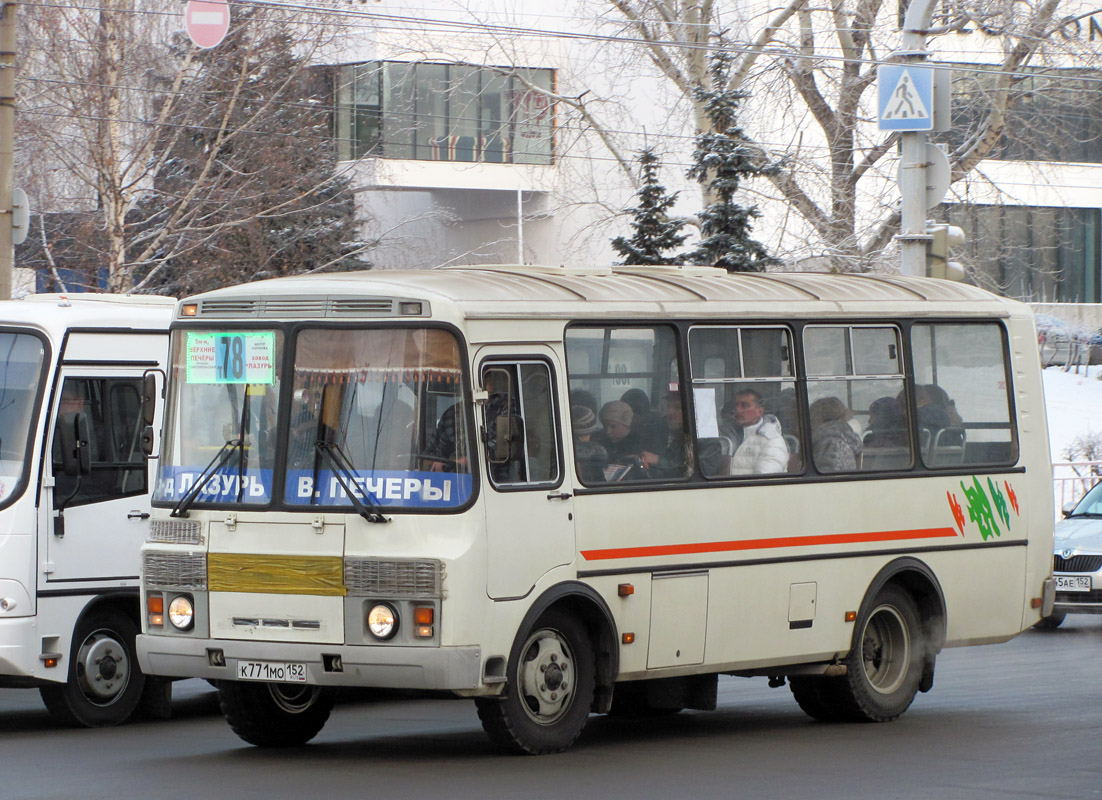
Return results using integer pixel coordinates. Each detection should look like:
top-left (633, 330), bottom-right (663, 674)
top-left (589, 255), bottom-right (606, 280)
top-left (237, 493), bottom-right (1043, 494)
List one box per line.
top-left (477, 354), bottom-right (575, 600)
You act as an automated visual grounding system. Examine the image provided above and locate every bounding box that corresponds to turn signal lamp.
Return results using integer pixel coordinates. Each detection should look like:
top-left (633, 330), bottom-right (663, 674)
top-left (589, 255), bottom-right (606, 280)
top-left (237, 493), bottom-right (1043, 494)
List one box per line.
top-left (845, 611), bottom-right (857, 622)
top-left (414, 606), bottom-right (434, 638)
top-left (622, 632), bottom-right (635, 645)
top-left (180, 303), bottom-right (198, 317)
top-left (148, 595), bottom-right (164, 627)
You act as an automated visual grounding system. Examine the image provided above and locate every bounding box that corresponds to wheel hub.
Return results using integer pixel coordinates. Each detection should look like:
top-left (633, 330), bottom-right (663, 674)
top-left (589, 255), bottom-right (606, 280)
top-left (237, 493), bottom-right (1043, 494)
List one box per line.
top-left (77, 632), bottom-right (129, 702)
top-left (518, 632), bottom-right (574, 724)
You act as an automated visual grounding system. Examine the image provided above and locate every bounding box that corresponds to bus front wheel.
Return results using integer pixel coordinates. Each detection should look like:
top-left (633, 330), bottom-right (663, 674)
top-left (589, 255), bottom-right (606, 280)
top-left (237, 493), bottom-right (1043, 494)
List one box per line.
top-left (39, 608), bottom-right (146, 727)
top-left (218, 681), bottom-right (333, 747)
top-left (475, 609), bottom-right (596, 754)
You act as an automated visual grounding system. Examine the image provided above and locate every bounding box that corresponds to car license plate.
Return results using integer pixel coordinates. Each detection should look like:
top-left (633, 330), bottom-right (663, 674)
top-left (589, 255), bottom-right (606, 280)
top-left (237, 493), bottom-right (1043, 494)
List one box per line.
top-left (1055, 574), bottom-right (1092, 592)
top-left (236, 660), bottom-right (307, 682)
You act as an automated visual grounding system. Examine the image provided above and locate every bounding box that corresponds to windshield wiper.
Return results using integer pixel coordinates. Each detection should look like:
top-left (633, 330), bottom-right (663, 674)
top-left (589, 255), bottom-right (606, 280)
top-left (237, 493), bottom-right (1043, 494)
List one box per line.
top-left (170, 437), bottom-right (243, 518)
top-left (314, 440), bottom-right (389, 524)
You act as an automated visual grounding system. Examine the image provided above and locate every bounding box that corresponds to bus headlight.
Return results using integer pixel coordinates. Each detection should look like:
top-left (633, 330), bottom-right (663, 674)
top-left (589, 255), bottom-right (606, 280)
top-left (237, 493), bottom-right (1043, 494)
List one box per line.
top-left (168, 595), bottom-right (195, 631)
top-left (367, 603), bottom-right (398, 640)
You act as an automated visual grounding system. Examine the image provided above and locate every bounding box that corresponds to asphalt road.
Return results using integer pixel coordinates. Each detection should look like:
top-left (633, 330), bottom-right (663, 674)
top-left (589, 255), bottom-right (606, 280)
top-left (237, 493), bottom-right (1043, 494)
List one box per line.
top-left (2, 617), bottom-right (1101, 800)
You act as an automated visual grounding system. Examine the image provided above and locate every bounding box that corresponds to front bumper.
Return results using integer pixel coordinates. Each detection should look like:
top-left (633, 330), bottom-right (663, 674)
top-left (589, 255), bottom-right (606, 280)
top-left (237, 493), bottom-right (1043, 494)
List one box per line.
top-left (137, 634), bottom-right (482, 690)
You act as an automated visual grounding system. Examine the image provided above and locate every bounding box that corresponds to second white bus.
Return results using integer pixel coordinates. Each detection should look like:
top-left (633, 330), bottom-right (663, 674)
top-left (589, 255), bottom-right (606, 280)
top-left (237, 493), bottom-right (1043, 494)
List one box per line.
top-left (137, 266), bottom-right (1054, 753)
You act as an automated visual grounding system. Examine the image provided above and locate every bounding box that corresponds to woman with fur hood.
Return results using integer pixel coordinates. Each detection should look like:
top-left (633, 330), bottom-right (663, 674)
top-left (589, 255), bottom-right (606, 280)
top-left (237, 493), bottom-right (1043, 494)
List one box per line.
top-left (810, 396), bottom-right (862, 473)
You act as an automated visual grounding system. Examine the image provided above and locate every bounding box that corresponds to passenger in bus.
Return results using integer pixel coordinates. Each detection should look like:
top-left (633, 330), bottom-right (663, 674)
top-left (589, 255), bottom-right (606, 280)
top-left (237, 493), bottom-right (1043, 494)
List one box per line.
top-left (571, 405), bottom-right (608, 484)
top-left (597, 400), bottom-right (640, 465)
top-left (923, 384), bottom-right (963, 426)
top-left (620, 388), bottom-right (663, 453)
top-left (864, 396), bottom-right (907, 448)
top-left (912, 384), bottom-right (952, 432)
top-left (809, 397), bottom-right (862, 473)
top-left (726, 389), bottom-right (789, 475)
top-left (639, 391), bottom-right (692, 479)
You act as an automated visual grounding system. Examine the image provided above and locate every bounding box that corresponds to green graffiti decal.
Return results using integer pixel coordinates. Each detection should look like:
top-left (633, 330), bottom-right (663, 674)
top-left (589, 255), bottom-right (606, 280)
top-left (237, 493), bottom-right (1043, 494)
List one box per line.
top-left (988, 477), bottom-right (1011, 530)
top-left (960, 476), bottom-right (1002, 541)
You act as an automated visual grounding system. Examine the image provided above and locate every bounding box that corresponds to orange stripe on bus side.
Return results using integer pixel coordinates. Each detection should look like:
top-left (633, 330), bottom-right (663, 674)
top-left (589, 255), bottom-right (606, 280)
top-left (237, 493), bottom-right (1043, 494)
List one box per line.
top-left (579, 527), bottom-right (959, 561)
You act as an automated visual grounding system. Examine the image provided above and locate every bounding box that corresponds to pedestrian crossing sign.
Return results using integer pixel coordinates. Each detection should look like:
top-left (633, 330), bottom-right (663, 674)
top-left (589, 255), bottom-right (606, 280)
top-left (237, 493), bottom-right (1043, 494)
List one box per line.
top-left (878, 65), bottom-right (934, 131)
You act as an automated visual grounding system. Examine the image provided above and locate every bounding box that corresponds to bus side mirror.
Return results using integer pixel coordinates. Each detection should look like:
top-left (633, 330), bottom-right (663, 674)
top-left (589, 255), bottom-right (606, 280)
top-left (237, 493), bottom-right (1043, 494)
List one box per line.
top-left (141, 370), bottom-right (164, 458)
top-left (58, 411), bottom-right (92, 477)
top-left (490, 415), bottom-right (523, 464)
top-left (141, 371), bottom-right (162, 427)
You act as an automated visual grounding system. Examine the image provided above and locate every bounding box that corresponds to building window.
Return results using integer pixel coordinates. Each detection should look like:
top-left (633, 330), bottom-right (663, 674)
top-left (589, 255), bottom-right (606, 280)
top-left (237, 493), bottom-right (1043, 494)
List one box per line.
top-left (334, 62), bottom-right (554, 165)
top-left (946, 205), bottom-right (1101, 303)
top-left (941, 67), bottom-right (1102, 165)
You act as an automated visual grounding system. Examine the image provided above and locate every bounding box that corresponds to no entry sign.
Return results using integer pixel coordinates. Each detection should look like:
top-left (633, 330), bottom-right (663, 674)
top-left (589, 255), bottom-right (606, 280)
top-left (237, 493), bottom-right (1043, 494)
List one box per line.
top-left (185, 0), bottom-right (230, 49)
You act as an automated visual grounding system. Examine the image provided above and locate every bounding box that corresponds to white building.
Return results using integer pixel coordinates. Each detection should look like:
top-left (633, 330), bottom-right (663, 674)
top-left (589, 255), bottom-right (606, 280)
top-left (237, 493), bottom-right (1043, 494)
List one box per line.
top-left (314, 1), bottom-right (1102, 304)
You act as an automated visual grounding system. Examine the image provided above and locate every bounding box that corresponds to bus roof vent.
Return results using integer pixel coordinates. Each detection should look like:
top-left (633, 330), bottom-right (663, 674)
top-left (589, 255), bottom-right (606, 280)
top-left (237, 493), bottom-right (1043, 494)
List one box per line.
top-left (261, 298), bottom-right (328, 317)
top-left (197, 299), bottom-right (259, 317)
top-left (330, 298), bottom-right (396, 316)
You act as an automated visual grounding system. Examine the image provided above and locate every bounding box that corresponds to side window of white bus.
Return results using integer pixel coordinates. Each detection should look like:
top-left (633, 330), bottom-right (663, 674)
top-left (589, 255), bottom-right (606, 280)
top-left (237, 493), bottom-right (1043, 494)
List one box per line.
top-left (481, 362), bottom-right (560, 489)
top-left (53, 377), bottom-right (147, 507)
top-left (804, 325), bottom-right (911, 473)
top-left (688, 325), bottom-right (799, 478)
top-left (911, 322), bottom-right (1017, 467)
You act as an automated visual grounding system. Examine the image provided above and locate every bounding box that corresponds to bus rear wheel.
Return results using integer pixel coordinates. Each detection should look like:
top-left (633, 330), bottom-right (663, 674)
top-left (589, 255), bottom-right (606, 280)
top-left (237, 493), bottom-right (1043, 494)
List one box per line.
top-left (793, 585), bottom-right (924, 724)
top-left (218, 681), bottom-right (333, 747)
top-left (475, 609), bottom-right (596, 754)
top-left (39, 608), bottom-right (146, 727)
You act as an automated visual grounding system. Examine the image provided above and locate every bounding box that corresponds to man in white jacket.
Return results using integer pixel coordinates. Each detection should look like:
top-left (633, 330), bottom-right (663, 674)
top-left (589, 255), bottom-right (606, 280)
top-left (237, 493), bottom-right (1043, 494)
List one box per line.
top-left (727, 389), bottom-right (789, 475)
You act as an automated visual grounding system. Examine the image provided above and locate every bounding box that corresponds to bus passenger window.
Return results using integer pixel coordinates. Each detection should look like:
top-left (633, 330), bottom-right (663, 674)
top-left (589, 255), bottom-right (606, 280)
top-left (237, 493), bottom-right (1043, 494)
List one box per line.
top-left (911, 323), bottom-right (1016, 467)
top-left (688, 325), bottom-right (798, 477)
top-left (565, 325), bottom-right (681, 484)
top-left (804, 325), bottom-right (910, 473)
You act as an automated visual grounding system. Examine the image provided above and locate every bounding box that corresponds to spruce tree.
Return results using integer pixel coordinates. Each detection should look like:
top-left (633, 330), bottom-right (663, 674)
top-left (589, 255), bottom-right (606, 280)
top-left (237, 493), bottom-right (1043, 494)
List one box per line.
top-left (611, 149), bottom-right (687, 266)
top-left (685, 54), bottom-right (779, 273)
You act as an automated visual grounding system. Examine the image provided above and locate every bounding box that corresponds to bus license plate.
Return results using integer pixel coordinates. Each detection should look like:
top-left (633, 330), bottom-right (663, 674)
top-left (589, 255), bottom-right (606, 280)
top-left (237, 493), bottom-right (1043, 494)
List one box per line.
top-left (1055, 575), bottom-right (1092, 592)
top-left (237, 661), bottom-right (307, 682)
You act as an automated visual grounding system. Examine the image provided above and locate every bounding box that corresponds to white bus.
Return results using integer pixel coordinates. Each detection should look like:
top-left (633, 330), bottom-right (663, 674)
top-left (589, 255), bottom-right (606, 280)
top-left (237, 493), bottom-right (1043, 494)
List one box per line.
top-left (137, 266), bottom-right (1054, 754)
top-left (0, 293), bottom-right (174, 726)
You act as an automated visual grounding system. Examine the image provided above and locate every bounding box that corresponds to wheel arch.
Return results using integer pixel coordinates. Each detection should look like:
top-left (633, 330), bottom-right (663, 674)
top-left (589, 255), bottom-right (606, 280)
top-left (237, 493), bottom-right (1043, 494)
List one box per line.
top-left (512, 581), bottom-right (619, 714)
top-left (72, 589), bottom-right (142, 635)
top-left (855, 557), bottom-right (946, 692)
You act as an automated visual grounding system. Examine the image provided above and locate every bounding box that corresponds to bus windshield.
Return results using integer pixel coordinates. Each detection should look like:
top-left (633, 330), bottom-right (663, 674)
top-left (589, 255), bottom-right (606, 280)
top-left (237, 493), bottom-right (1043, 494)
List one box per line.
top-left (153, 326), bottom-right (472, 511)
top-left (155, 330), bottom-right (283, 507)
top-left (0, 332), bottom-right (45, 505)
top-left (284, 327), bottom-right (471, 510)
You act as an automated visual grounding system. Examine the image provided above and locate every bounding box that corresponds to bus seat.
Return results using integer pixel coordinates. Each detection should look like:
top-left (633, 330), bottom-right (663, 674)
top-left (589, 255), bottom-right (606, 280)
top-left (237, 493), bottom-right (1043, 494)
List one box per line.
top-left (928, 427), bottom-right (966, 467)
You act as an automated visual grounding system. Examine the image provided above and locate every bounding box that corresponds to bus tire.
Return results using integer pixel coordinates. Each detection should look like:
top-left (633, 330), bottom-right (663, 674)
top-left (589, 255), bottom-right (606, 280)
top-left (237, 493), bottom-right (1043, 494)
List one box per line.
top-left (788, 676), bottom-right (849, 723)
top-left (837, 584), bottom-right (924, 722)
top-left (1034, 611), bottom-right (1066, 630)
top-left (475, 609), bottom-right (596, 754)
top-left (218, 681), bottom-right (333, 747)
top-left (39, 608), bottom-right (146, 727)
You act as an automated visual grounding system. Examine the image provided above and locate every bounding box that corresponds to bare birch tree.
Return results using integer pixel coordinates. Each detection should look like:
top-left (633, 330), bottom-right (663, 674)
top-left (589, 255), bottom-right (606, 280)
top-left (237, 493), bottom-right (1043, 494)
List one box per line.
top-left (16, 0), bottom-right (366, 293)
top-left (591, 0), bottom-right (1074, 271)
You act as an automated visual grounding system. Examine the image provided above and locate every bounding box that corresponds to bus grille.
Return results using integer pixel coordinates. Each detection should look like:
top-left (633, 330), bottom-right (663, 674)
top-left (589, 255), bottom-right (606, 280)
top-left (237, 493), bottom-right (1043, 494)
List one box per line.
top-left (144, 552), bottom-right (207, 591)
top-left (343, 558), bottom-right (443, 599)
top-left (1054, 555), bottom-right (1102, 573)
top-left (147, 519), bottom-right (203, 545)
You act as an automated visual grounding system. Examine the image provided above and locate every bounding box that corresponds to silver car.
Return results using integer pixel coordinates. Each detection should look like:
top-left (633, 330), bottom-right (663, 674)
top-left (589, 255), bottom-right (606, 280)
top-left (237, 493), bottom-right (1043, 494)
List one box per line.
top-left (1040, 480), bottom-right (1102, 628)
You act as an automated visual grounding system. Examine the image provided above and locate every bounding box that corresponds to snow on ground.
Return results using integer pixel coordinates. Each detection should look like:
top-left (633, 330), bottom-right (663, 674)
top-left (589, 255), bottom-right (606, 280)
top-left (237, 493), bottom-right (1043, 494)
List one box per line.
top-left (1043, 366), bottom-right (1102, 462)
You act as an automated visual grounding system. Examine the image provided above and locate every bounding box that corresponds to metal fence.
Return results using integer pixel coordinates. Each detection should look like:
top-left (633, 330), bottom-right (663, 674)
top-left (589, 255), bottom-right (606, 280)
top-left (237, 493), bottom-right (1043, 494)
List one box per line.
top-left (1053, 460), bottom-right (1102, 518)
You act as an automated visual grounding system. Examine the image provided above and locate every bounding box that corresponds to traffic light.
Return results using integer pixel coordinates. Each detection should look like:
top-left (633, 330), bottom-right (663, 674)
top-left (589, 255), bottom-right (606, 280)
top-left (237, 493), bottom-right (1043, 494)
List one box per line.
top-left (926, 223), bottom-right (965, 280)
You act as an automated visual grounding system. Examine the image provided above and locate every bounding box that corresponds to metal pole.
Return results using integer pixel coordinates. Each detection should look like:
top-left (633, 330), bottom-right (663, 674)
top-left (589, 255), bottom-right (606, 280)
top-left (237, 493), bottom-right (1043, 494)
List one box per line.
top-left (516, 188), bottom-right (523, 264)
top-left (897, 0), bottom-right (936, 278)
top-left (0, 2), bottom-right (16, 300)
